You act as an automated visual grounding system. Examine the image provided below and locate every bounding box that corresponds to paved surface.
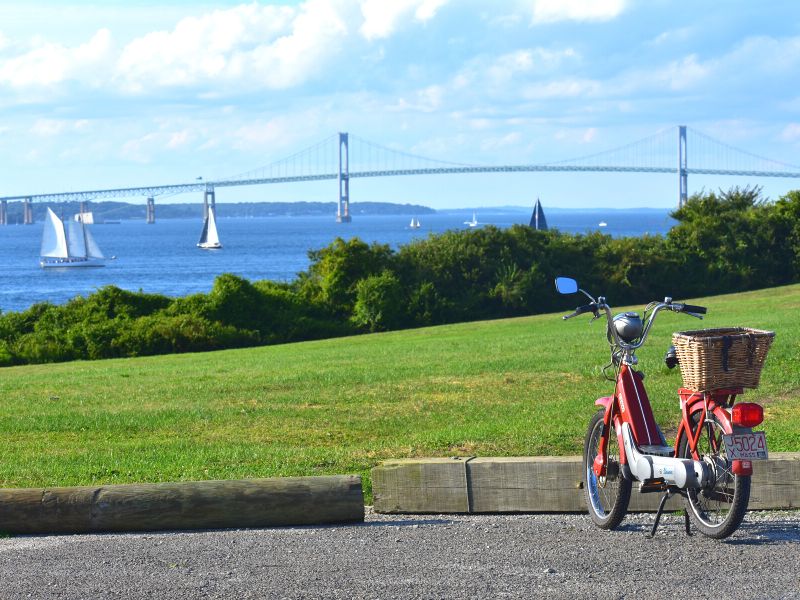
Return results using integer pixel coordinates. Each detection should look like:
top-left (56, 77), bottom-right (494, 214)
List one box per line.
top-left (1, 508), bottom-right (798, 599)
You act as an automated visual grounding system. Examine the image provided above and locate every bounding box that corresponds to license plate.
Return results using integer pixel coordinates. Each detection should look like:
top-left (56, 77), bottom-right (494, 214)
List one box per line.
top-left (723, 432), bottom-right (769, 460)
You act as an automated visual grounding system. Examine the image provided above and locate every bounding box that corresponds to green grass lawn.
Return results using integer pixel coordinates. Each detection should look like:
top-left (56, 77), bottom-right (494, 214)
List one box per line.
top-left (1, 284), bottom-right (798, 501)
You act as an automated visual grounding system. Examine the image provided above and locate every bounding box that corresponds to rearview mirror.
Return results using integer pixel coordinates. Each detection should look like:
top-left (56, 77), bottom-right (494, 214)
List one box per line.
top-left (555, 277), bottom-right (578, 295)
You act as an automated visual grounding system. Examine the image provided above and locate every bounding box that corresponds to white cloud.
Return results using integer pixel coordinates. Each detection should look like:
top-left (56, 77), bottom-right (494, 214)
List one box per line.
top-left (647, 27), bottom-right (693, 47)
top-left (389, 85), bottom-right (445, 113)
top-left (31, 119), bottom-right (66, 137)
top-left (521, 78), bottom-right (601, 100)
top-left (121, 132), bottom-right (159, 163)
top-left (0, 28), bottom-right (113, 88)
top-left (480, 132), bottom-right (522, 151)
top-left (647, 55), bottom-right (709, 91)
top-left (167, 130), bottom-right (192, 149)
top-left (114, 2), bottom-right (349, 92)
top-left (31, 118), bottom-right (94, 137)
top-left (780, 123), bottom-right (800, 142)
top-left (530, 0), bottom-right (627, 24)
top-left (359, 0), bottom-right (449, 40)
top-left (487, 48), bottom-right (578, 83)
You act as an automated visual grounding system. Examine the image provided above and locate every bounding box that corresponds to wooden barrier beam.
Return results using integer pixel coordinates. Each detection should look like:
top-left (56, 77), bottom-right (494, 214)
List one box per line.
top-left (373, 453), bottom-right (800, 514)
top-left (372, 457), bottom-right (471, 514)
top-left (0, 475), bottom-right (364, 535)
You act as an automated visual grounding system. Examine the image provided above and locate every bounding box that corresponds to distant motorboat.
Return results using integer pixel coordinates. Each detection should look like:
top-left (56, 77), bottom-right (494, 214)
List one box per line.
top-left (599, 221), bottom-right (608, 227)
top-left (410, 217), bottom-right (421, 229)
top-left (197, 207), bottom-right (222, 249)
top-left (464, 212), bottom-right (479, 227)
top-left (40, 208), bottom-right (106, 268)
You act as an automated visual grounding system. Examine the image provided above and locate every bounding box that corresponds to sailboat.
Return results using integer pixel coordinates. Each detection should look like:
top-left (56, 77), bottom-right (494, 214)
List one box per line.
top-left (464, 212), bottom-right (479, 227)
top-left (40, 208), bottom-right (106, 268)
top-left (197, 206), bottom-right (222, 249)
top-left (409, 217), bottom-right (421, 229)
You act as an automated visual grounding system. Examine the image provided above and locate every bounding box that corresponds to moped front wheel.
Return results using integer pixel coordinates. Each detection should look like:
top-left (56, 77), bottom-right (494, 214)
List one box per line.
top-left (677, 413), bottom-right (750, 539)
top-left (584, 409), bottom-right (631, 529)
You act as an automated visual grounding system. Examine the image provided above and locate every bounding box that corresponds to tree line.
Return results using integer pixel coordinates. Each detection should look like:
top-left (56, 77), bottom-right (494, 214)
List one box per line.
top-left (1, 186), bottom-right (798, 366)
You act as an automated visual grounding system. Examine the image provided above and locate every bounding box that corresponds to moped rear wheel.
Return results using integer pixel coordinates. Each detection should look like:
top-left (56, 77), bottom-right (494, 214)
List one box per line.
top-left (677, 413), bottom-right (750, 539)
top-left (584, 409), bottom-right (631, 529)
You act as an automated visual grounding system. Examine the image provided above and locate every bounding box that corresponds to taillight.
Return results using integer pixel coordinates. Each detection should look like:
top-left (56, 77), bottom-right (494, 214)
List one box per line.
top-left (732, 403), bottom-right (764, 427)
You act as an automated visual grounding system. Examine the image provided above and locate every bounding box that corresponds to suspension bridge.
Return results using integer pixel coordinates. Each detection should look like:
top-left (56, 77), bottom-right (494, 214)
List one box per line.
top-left (1, 125), bottom-right (799, 225)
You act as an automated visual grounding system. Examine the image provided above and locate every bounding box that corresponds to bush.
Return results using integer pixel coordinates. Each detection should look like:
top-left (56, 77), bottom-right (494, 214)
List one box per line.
top-left (1, 186), bottom-right (799, 367)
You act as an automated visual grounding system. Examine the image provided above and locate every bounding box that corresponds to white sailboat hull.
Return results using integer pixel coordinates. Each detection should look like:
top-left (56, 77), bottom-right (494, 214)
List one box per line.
top-left (197, 242), bottom-right (222, 250)
top-left (40, 257), bottom-right (106, 268)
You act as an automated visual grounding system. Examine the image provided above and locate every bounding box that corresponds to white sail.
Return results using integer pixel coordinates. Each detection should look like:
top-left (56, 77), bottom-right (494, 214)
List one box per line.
top-left (40, 208), bottom-right (69, 258)
top-left (67, 220), bottom-right (88, 258)
top-left (197, 207), bottom-right (222, 249)
top-left (84, 226), bottom-right (105, 259)
top-left (206, 208), bottom-right (220, 246)
top-left (41, 207), bottom-right (106, 267)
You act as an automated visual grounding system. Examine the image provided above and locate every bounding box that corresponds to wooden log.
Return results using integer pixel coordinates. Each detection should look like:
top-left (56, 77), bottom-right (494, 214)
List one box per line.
top-left (0, 475), bottom-right (363, 535)
top-left (749, 452), bottom-right (800, 509)
top-left (467, 456), bottom-right (585, 512)
top-left (372, 457), bottom-right (471, 513)
top-left (373, 453), bottom-right (800, 514)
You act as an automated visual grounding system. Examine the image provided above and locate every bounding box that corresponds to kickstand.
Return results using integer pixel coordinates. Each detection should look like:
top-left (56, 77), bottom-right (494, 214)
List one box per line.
top-left (646, 489), bottom-right (691, 538)
top-left (646, 490), bottom-right (672, 538)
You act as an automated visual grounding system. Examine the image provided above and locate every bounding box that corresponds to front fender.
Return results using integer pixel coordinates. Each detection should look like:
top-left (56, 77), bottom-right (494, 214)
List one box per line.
top-left (595, 396), bottom-right (613, 410)
top-left (593, 396), bottom-right (628, 467)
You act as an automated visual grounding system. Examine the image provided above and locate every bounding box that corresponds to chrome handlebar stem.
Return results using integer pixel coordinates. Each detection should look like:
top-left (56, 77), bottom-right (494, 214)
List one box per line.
top-left (598, 300), bottom-right (672, 362)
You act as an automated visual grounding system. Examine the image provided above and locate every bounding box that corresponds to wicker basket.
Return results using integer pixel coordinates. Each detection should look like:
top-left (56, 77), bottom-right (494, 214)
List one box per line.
top-left (672, 327), bottom-right (775, 391)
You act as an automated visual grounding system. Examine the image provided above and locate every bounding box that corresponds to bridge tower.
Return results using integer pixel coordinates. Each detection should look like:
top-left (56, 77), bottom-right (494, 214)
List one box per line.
top-left (203, 186), bottom-right (216, 220)
top-left (0, 199), bottom-right (6, 225)
top-left (146, 197), bottom-right (156, 224)
top-left (23, 198), bottom-right (33, 224)
top-left (678, 125), bottom-right (688, 208)
top-left (336, 132), bottom-right (351, 223)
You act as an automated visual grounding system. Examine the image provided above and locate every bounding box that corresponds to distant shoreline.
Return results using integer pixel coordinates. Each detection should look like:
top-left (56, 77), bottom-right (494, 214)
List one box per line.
top-left (0, 199), bottom-right (674, 224)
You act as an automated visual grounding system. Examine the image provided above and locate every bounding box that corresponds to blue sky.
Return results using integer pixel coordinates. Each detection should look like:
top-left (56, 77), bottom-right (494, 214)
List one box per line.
top-left (1, 0), bottom-right (799, 209)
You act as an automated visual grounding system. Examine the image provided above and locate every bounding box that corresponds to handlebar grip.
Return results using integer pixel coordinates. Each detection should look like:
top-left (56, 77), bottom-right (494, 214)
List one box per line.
top-left (562, 303), bottom-right (597, 320)
top-left (682, 304), bottom-right (707, 314)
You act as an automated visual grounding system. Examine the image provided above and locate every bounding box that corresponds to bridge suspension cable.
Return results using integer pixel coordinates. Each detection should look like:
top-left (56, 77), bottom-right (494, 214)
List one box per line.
top-left (2, 126), bottom-right (800, 212)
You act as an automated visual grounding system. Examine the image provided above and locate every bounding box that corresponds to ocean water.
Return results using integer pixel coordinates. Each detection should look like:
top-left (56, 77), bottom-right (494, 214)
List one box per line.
top-left (0, 209), bottom-right (676, 313)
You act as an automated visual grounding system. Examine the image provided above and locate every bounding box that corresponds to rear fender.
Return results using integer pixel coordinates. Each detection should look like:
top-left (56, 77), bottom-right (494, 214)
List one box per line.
top-left (678, 395), bottom-right (752, 474)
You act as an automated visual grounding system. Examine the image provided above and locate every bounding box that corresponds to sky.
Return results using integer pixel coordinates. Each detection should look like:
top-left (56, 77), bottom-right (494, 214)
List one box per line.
top-left (1, 0), bottom-right (800, 210)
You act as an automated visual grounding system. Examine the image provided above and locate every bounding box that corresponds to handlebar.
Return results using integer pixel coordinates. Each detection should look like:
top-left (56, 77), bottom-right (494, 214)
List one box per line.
top-left (562, 303), bottom-right (598, 320)
top-left (561, 296), bottom-right (708, 353)
top-left (674, 303), bottom-right (707, 315)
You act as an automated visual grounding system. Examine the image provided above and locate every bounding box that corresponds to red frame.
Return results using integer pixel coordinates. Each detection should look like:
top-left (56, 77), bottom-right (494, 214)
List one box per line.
top-left (592, 363), bottom-right (753, 478)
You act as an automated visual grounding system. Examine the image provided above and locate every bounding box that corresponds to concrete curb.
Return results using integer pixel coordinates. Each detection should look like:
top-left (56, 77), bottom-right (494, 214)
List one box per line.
top-left (372, 453), bottom-right (800, 514)
top-left (0, 475), bottom-right (364, 535)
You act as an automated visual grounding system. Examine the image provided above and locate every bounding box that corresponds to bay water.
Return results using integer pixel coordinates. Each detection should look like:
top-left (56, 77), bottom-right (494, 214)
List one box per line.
top-left (0, 208), bottom-right (675, 313)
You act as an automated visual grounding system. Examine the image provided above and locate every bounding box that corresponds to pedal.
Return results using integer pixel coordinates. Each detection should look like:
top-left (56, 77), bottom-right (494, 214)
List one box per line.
top-left (639, 479), bottom-right (667, 494)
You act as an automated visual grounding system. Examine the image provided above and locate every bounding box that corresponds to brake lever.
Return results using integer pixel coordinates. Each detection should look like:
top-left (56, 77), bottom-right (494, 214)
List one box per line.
top-left (685, 312), bottom-right (703, 320)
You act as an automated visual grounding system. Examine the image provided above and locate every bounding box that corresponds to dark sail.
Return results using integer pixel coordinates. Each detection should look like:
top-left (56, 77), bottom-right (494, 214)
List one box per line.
top-left (529, 198), bottom-right (548, 230)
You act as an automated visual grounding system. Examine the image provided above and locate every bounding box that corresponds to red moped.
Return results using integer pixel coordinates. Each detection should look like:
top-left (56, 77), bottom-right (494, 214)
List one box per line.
top-left (555, 277), bottom-right (769, 539)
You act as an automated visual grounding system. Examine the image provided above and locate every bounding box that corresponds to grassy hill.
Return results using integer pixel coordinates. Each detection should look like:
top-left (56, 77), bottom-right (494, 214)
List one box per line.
top-left (0, 284), bottom-right (797, 500)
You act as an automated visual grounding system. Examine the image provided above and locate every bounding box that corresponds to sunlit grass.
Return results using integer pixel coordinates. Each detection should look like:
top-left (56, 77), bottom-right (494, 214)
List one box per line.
top-left (1, 284), bottom-right (797, 501)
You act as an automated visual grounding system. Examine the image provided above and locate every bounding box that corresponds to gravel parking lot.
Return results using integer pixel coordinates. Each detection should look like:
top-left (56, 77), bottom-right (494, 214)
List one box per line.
top-left (1, 508), bottom-right (798, 599)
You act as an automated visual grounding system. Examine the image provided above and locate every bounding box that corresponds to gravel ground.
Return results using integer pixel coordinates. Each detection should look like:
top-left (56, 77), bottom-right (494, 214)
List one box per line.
top-left (1, 508), bottom-right (798, 599)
